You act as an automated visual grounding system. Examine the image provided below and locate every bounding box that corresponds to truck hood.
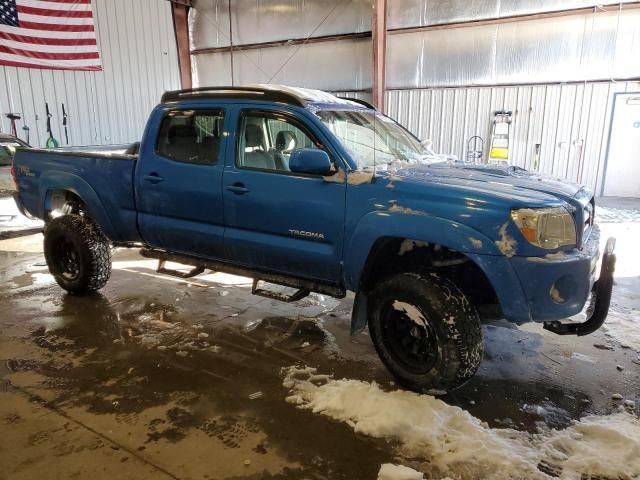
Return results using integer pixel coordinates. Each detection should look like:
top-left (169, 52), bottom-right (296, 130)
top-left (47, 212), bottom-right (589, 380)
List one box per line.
top-left (380, 162), bottom-right (586, 204)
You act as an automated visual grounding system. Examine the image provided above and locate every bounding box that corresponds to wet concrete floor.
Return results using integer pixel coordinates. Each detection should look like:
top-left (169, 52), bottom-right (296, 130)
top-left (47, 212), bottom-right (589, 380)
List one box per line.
top-left (0, 200), bottom-right (639, 479)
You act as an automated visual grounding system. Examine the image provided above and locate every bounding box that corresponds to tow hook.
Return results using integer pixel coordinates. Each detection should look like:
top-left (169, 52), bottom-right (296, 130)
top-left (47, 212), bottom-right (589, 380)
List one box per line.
top-left (543, 237), bottom-right (616, 336)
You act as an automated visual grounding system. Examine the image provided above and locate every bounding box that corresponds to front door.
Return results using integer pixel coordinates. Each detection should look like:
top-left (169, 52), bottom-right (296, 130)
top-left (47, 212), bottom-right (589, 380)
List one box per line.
top-left (222, 107), bottom-right (346, 283)
top-left (136, 107), bottom-right (227, 258)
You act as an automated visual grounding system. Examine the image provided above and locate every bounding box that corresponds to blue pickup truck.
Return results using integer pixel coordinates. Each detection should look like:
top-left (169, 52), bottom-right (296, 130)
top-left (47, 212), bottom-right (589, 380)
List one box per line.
top-left (12, 85), bottom-right (616, 394)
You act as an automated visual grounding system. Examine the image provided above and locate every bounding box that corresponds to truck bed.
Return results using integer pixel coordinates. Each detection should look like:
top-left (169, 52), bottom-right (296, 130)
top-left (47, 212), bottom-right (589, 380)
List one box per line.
top-left (13, 148), bottom-right (141, 242)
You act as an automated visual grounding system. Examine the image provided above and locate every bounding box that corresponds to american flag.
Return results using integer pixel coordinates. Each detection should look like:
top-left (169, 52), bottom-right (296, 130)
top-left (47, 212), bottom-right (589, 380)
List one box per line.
top-left (0, 0), bottom-right (101, 71)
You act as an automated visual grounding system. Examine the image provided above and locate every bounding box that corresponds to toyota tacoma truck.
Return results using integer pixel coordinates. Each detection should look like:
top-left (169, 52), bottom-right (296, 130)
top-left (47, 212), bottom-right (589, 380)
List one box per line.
top-left (12, 85), bottom-right (616, 394)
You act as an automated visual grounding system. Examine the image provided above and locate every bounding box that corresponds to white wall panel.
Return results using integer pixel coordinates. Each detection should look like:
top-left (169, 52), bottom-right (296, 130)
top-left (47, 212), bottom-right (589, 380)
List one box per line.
top-left (0, 0), bottom-right (180, 148)
top-left (387, 9), bottom-right (640, 89)
top-left (383, 81), bottom-right (640, 193)
top-left (191, 0), bottom-right (370, 50)
top-left (194, 38), bottom-right (371, 91)
top-left (388, 0), bottom-right (638, 29)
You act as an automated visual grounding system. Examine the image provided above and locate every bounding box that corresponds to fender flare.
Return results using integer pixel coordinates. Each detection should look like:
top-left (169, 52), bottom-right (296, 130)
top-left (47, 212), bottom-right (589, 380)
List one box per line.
top-left (39, 171), bottom-right (119, 240)
top-left (345, 211), bottom-right (530, 332)
top-left (343, 211), bottom-right (503, 290)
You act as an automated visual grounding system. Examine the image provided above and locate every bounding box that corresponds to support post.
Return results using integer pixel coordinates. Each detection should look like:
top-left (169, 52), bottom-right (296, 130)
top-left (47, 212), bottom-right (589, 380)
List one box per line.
top-left (371, 0), bottom-right (387, 112)
top-left (171, 0), bottom-right (193, 89)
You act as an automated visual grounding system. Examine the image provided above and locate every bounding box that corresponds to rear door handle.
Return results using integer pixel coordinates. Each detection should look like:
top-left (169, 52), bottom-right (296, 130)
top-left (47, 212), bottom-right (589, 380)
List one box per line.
top-left (143, 174), bottom-right (163, 184)
top-left (226, 184), bottom-right (250, 194)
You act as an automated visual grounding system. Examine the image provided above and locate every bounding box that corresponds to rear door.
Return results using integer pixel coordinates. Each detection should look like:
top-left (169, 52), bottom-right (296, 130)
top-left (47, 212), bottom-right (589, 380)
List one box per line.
top-left (222, 106), bottom-right (347, 284)
top-left (136, 107), bottom-right (227, 259)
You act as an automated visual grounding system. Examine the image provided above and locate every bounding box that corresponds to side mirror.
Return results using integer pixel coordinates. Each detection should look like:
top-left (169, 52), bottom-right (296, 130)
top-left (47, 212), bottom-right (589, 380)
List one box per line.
top-left (289, 148), bottom-right (332, 175)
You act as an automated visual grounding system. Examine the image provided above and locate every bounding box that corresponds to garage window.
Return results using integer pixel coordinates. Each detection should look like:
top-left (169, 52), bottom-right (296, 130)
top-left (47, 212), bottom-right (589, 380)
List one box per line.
top-left (156, 110), bottom-right (224, 165)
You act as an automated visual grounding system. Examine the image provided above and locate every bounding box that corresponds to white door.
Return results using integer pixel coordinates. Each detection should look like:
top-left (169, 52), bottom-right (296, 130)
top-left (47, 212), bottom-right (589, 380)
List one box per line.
top-left (603, 93), bottom-right (640, 198)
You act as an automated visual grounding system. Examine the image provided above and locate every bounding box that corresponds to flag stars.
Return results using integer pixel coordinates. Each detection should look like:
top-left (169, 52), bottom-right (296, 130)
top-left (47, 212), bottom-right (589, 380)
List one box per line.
top-left (0, 0), bottom-right (18, 26)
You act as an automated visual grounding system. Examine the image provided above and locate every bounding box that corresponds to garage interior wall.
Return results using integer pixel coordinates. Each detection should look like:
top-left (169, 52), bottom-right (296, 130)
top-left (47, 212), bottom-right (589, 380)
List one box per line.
top-left (0, 0), bottom-right (180, 148)
top-left (191, 0), bottom-right (640, 195)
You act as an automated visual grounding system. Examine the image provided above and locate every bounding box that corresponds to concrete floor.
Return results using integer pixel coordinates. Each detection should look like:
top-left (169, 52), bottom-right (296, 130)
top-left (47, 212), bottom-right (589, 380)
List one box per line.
top-left (0, 198), bottom-right (639, 479)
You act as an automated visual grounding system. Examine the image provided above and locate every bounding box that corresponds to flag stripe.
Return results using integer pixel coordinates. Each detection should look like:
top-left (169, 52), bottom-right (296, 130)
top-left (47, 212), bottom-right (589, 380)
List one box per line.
top-left (0, 59), bottom-right (101, 70)
top-left (14, 20), bottom-right (95, 31)
top-left (0, 23), bottom-right (96, 38)
top-left (0, 31), bottom-right (97, 45)
top-left (16, 5), bottom-right (94, 17)
top-left (0, 44), bottom-right (99, 59)
top-left (17, 0), bottom-right (92, 11)
top-left (2, 38), bottom-right (98, 53)
top-left (0, 52), bottom-right (102, 68)
top-left (17, 13), bottom-right (95, 25)
top-left (45, 0), bottom-right (92, 3)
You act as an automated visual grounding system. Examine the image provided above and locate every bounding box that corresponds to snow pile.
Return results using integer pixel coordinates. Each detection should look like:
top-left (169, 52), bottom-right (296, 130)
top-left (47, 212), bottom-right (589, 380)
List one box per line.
top-left (603, 307), bottom-right (640, 352)
top-left (377, 464), bottom-right (424, 480)
top-left (283, 367), bottom-right (640, 480)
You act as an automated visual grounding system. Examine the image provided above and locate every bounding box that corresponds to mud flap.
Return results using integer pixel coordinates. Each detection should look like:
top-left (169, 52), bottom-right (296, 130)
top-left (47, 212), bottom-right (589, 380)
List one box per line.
top-left (351, 290), bottom-right (369, 334)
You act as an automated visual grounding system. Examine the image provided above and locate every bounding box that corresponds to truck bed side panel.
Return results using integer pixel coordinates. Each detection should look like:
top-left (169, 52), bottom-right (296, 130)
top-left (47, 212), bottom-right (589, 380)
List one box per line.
top-left (14, 149), bottom-right (140, 242)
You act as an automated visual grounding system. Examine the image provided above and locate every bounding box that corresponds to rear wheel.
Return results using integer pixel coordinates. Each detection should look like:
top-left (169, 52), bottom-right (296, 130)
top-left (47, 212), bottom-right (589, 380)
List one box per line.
top-left (368, 272), bottom-right (483, 394)
top-left (44, 214), bottom-right (111, 294)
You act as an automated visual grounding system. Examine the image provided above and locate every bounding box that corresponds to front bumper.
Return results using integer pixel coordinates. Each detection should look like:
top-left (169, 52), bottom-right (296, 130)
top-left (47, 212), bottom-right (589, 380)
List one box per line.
top-left (507, 224), bottom-right (603, 322)
top-left (543, 237), bottom-right (616, 335)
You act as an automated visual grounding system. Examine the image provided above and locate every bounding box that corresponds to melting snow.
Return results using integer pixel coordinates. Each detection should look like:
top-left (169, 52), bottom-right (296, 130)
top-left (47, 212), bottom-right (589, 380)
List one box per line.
top-left (283, 367), bottom-right (640, 480)
top-left (392, 300), bottom-right (426, 326)
top-left (494, 222), bottom-right (517, 257)
top-left (347, 171), bottom-right (375, 185)
top-left (549, 285), bottom-right (565, 304)
top-left (468, 237), bottom-right (483, 249)
top-left (388, 202), bottom-right (427, 216)
top-left (378, 464), bottom-right (424, 480)
top-left (603, 307), bottom-right (640, 352)
top-left (398, 239), bottom-right (430, 256)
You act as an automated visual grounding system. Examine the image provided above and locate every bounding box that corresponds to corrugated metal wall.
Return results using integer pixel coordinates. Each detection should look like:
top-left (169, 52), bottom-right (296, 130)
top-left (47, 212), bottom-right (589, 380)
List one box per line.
top-left (190, 0), bottom-right (372, 91)
top-left (387, 0), bottom-right (638, 29)
top-left (383, 81), bottom-right (640, 194)
top-left (386, 8), bottom-right (640, 88)
top-left (0, 0), bottom-right (180, 148)
top-left (193, 39), bottom-right (371, 90)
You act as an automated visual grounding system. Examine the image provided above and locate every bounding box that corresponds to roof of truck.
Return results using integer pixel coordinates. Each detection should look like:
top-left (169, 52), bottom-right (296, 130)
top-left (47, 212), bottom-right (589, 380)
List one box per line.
top-left (161, 84), bottom-right (375, 110)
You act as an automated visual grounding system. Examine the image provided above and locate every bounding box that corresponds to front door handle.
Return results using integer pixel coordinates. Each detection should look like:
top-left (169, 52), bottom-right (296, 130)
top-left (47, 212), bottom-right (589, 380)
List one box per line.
top-left (226, 184), bottom-right (250, 194)
top-left (143, 173), bottom-right (164, 184)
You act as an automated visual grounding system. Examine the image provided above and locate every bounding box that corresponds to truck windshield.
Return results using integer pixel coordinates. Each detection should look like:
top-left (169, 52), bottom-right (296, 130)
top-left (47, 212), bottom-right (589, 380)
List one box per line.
top-left (315, 109), bottom-right (439, 169)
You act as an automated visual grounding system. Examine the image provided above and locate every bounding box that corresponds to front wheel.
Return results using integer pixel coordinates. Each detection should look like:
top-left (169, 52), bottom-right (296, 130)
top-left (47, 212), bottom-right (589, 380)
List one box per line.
top-left (368, 272), bottom-right (483, 394)
top-left (44, 214), bottom-right (112, 295)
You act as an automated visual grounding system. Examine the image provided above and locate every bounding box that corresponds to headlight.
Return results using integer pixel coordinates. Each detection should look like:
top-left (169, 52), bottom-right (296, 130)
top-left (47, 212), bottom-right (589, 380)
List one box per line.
top-left (510, 207), bottom-right (576, 249)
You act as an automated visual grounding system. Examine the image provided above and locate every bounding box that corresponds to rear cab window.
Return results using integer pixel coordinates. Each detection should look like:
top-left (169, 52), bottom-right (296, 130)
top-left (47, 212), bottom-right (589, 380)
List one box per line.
top-left (156, 110), bottom-right (224, 165)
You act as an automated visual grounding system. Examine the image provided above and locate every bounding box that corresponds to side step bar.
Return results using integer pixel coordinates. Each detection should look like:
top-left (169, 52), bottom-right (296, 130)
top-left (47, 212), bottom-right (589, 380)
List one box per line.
top-left (252, 279), bottom-right (310, 303)
top-left (156, 259), bottom-right (204, 279)
top-left (139, 248), bottom-right (346, 300)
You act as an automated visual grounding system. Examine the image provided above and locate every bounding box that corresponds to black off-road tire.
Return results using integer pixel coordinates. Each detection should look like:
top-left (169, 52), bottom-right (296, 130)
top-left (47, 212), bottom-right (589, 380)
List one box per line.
top-left (368, 272), bottom-right (483, 394)
top-left (44, 214), bottom-right (111, 295)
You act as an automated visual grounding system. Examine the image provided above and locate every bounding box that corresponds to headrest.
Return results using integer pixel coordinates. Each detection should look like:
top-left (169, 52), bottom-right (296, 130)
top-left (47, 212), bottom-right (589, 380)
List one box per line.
top-left (245, 124), bottom-right (264, 148)
top-left (168, 125), bottom-right (196, 143)
top-left (276, 130), bottom-right (297, 151)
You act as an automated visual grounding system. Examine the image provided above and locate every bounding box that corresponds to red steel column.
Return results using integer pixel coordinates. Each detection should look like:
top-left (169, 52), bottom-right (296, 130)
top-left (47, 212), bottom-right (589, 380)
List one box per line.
top-left (371, 0), bottom-right (387, 112)
top-left (171, 1), bottom-right (193, 89)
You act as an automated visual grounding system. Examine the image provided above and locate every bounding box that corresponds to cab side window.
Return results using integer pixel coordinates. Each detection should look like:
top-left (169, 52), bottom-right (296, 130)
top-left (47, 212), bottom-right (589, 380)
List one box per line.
top-left (156, 110), bottom-right (224, 165)
top-left (237, 112), bottom-right (319, 172)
